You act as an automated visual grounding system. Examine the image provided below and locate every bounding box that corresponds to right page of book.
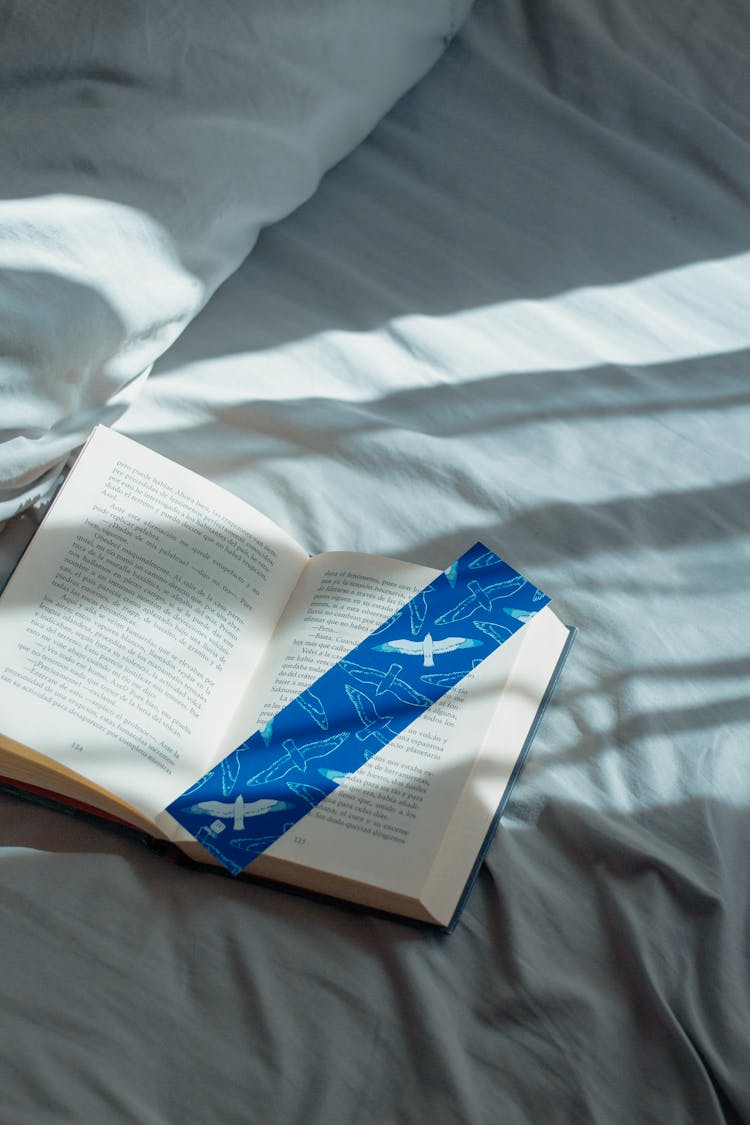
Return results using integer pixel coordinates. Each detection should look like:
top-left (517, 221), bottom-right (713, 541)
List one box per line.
top-left (218, 551), bottom-right (565, 914)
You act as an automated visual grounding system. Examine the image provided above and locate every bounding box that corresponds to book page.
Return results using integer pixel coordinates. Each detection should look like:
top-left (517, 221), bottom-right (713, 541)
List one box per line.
top-left (0, 427), bottom-right (308, 819)
top-left (419, 606), bottom-right (570, 924)
top-left (217, 551), bottom-right (531, 901)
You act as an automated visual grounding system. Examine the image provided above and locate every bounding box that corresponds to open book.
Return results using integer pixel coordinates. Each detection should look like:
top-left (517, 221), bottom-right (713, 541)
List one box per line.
top-left (0, 426), bottom-right (573, 929)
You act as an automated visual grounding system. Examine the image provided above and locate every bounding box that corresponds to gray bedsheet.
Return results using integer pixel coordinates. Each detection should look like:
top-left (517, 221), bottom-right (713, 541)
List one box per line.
top-left (2, 1), bottom-right (749, 1121)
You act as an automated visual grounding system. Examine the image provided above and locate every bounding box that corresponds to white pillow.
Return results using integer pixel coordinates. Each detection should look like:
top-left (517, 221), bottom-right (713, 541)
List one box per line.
top-left (0, 0), bottom-right (472, 520)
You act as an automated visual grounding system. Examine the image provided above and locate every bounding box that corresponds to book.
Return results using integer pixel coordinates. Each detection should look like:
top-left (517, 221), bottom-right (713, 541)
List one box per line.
top-left (0, 426), bottom-right (574, 929)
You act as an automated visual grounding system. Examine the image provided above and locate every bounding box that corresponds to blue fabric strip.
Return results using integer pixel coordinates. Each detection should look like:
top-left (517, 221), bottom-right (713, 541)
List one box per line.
top-left (166, 543), bottom-right (549, 874)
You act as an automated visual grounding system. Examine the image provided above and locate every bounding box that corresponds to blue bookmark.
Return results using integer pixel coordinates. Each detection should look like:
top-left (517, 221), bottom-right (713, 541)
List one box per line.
top-left (166, 542), bottom-right (549, 874)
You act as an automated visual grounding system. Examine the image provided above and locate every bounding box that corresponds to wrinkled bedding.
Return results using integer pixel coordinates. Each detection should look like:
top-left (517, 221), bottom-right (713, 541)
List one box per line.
top-left (2, 1), bottom-right (750, 1121)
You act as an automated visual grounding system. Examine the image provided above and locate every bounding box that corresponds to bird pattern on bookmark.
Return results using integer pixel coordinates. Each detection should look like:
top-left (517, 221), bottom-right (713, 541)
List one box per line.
top-left (166, 542), bottom-right (550, 875)
top-left (373, 632), bottom-right (482, 667)
top-left (245, 732), bottom-right (350, 787)
top-left (338, 657), bottom-right (432, 707)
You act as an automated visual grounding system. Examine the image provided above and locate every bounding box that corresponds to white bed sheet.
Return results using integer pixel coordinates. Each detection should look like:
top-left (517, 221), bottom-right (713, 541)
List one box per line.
top-left (2, 1), bottom-right (749, 1121)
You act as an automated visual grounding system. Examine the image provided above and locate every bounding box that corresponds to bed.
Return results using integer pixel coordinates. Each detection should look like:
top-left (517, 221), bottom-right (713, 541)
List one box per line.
top-left (1, 1), bottom-right (749, 1121)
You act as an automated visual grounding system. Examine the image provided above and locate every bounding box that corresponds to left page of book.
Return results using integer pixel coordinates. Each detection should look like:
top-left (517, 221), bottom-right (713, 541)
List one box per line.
top-left (0, 426), bottom-right (309, 821)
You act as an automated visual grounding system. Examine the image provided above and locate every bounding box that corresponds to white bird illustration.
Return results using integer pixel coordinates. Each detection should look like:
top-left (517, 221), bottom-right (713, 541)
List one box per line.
top-left (339, 658), bottom-right (432, 707)
top-left (245, 730), bottom-right (350, 786)
top-left (187, 794), bottom-right (289, 830)
top-left (434, 576), bottom-right (527, 625)
top-left (374, 632), bottom-right (481, 667)
top-left (345, 683), bottom-right (400, 745)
